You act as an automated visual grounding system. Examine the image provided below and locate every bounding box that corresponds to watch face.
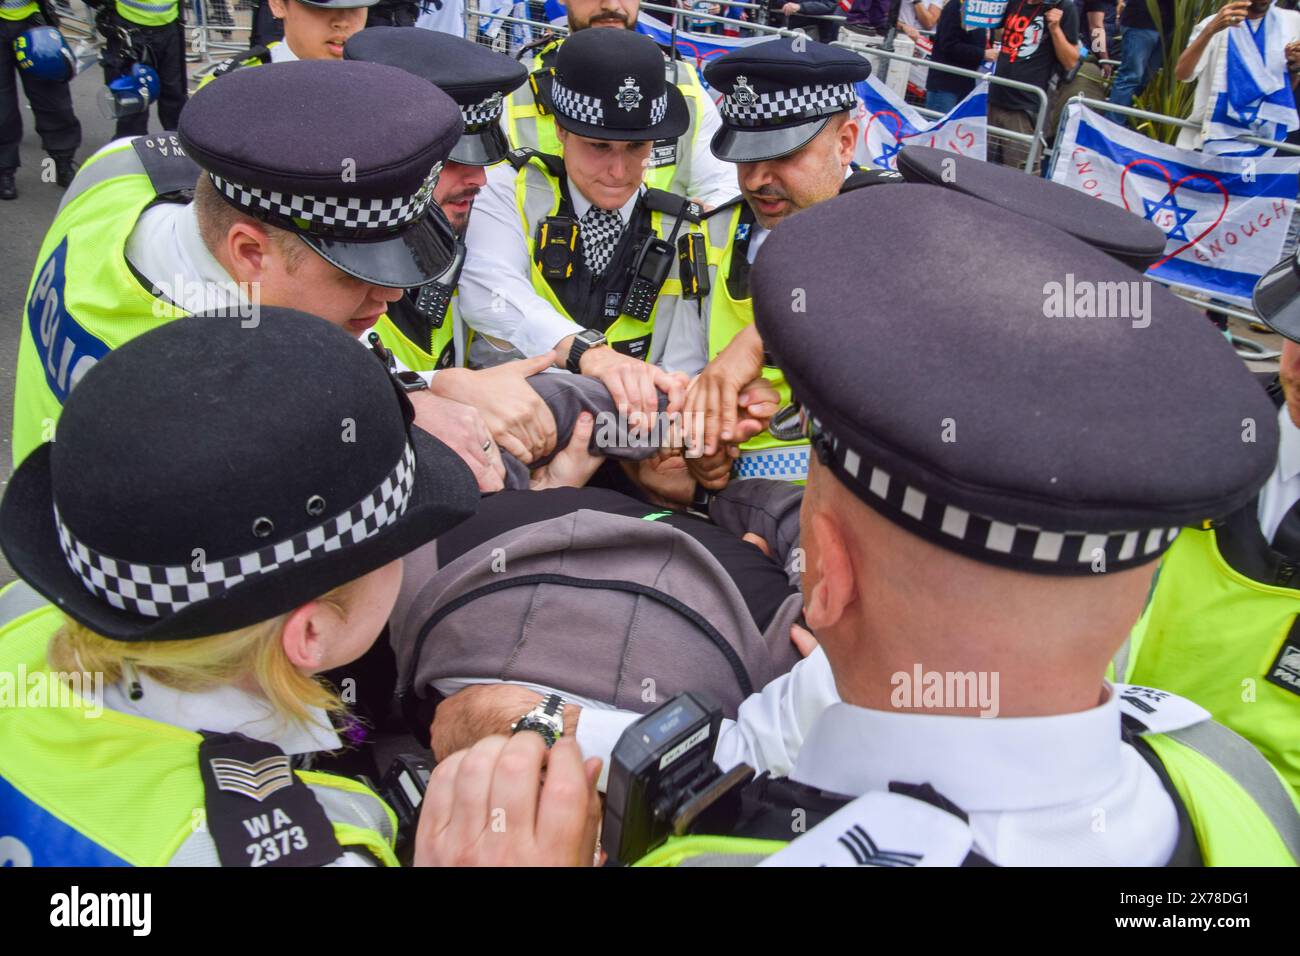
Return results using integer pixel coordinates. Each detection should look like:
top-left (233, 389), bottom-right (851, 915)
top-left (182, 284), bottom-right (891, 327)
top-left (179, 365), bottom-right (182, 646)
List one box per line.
top-left (514, 718), bottom-right (558, 747)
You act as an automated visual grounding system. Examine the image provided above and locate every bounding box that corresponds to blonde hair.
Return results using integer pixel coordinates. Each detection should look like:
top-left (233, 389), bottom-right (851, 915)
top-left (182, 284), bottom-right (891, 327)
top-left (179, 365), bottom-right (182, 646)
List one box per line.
top-left (47, 580), bottom-right (363, 729)
top-left (192, 174), bottom-right (309, 273)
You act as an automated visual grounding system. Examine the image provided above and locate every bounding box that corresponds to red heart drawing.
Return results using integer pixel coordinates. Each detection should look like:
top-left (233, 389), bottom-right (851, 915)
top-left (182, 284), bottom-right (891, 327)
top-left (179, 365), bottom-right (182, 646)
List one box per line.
top-left (1119, 159), bottom-right (1230, 270)
top-left (864, 109), bottom-right (912, 147)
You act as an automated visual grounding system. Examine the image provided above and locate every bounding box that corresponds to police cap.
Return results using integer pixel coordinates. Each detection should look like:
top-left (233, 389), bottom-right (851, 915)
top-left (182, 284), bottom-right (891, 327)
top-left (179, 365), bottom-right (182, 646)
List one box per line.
top-left (897, 145), bottom-right (1168, 271)
top-left (0, 308), bottom-right (479, 642)
top-left (537, 28), bottom-right (689, 142)
top-left (180, 60), bottom-right (463, 288)
top-left (751, 185), bottom-right (1278, 575)
top-left (704, 37), bottom-right (870, 163)
top-left (344, 27), bottom-right (528, 166)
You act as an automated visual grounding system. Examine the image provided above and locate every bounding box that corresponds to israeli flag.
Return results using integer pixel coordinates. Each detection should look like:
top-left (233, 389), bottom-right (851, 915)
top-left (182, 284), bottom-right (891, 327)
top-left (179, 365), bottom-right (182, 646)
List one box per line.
top-left (633, 11), bottom-right (767, 91)
top-left (1202, 8), bottom-right (1300, 156)
top-left (854, 76), bottom-right (988, 170)
top-left (1051, 102), bottom-right (1300, 304)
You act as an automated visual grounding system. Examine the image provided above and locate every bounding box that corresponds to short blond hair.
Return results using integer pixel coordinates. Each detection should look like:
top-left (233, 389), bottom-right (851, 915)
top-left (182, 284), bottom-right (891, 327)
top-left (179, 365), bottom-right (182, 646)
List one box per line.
top-left (47, 580), bottom-right (363, 729)
top-left (192, 174), bottom-right (309, 273)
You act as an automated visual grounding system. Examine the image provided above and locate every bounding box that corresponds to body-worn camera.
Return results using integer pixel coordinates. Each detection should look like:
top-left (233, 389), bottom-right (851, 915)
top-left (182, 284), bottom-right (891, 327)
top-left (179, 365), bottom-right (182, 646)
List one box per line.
top-left (535, 215), bottom-right (579, 279)
top-left (602, 692), bottom-right (754, 865)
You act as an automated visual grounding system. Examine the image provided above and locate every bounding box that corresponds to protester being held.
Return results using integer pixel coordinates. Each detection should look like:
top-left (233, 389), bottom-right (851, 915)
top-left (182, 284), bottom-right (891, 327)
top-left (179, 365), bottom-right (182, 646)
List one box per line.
top-left (926, 0), bottom-right (994, 114)
top-left (1174, 0), bottom-right (1300, 154)
top-left (0, 309), bottom-right (482, 867)
top-left (988, 0), bottom-right (1080, 173)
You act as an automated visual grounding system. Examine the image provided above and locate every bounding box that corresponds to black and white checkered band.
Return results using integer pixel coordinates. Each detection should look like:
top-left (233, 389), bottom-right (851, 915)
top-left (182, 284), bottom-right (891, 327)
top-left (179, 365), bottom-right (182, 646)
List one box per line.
top-left (550, 77), bottom-right (667, 129)
top-left (461, 92), bottom-right (504, 131)
top-left (208, 164), bottom-right (441, 241)
top-left (54, 443), bottom-right (417, 618)
top-left (551, 78), bottom-right (604, 125)
top-left (721, 81), bottom-right (858, 128)
top-left (806, 412), bottom-right (1180, 574)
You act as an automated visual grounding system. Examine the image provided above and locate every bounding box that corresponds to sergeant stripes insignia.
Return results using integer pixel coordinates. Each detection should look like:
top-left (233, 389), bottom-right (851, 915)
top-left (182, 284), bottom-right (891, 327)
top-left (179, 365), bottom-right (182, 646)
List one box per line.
top-left (836, 824), bottom-right (923, 867)
top-left (209, 755), bottom-right (294, 802)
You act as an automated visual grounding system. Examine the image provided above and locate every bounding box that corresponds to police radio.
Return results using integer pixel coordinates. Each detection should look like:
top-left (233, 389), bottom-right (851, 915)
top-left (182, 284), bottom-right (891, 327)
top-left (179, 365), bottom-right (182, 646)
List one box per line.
top-left (602, 692), bottom-right (754, 865)
top-left (620, 236), bottom-right (676, 323)
top-left (535, 216), bottom-right (579, 279)
top-left (413, 241), bottom-right (465, 326)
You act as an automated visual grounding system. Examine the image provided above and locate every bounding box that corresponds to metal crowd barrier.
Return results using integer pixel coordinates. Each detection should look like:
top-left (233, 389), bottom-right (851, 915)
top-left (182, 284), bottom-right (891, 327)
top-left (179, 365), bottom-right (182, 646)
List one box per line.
top-left (169, 0), bottom-right (1297, 347)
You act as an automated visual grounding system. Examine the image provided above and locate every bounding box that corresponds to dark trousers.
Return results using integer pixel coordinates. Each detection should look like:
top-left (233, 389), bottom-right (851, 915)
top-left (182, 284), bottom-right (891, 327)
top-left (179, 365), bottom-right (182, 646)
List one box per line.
top-left (103, 16), bottom-right (188, 139)
top-left (0, 14), bottom-right (81, 170)
top-left (249, 0), bottom-right (283, 47)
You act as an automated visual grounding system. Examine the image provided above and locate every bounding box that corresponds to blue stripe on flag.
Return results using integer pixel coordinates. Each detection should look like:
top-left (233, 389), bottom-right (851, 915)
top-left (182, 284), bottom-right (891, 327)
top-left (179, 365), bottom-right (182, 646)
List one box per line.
top-left (1073, 118), bottom-right (1296, 197)
top-left (1151, 257), bottom-right (1262, 303)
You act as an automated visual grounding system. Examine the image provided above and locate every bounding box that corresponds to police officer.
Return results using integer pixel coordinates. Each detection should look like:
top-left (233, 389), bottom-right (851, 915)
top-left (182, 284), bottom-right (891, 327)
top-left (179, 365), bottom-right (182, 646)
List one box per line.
top-left (93, 0), bottom-right (187, 139)
top-left (459, 28), bottom-right (701, 429)
top-left (677, 37), bottom-right (878, 487)
top-left (1119, 250), bottom-right (1300, 795)
top-left (200, 0), bottom-right (377, 83)
top-left (0, 6), bottom-right (80, 199)
top-left (417, 185), bottom-right (1300, 867)
top-left (505, 0), bottom-right (737, 206)
top-left (342, 27), bottom-right (571, 465)
top-left (13, 60), bottom-right (508, 495)
top-left (0, 307), bottom-right (481, 866)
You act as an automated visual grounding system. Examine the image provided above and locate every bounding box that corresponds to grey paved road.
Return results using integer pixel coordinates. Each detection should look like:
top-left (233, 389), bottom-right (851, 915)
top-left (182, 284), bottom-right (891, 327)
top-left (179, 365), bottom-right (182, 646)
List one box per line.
top-left (1, 32), bottom-right (171, 585)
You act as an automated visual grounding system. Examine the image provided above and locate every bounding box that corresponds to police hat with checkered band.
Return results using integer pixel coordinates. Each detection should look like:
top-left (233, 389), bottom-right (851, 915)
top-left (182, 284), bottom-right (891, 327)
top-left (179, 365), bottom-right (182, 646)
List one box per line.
top-left (180, 60), bottom-right (463, 289)
top-left (535, 28), bottom-right (688, 142)
top-left (896, 146), bottom-right (1168, 272)
top-left (0, 309), bottom-right (480, 643)
top-left (751, 184), bottom-right (1278, 576)
top-left (704, 37), bottom-right (870, 164)
top-left (344, 27), bottom-right (527, 167)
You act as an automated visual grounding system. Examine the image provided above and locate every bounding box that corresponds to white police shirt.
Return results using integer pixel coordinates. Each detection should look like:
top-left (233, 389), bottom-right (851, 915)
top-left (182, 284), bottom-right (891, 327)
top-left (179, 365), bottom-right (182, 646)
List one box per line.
top-left (1256, 402), bottom-right (1300, 544)
top-left (458, 166), bottom-right (642, 360)
top-left (578, 661), bottom-right (1185, 865)
top-left (269, 40), bottom-right (299, 63)
top-left (779, 687), bottom-right (1181, 866)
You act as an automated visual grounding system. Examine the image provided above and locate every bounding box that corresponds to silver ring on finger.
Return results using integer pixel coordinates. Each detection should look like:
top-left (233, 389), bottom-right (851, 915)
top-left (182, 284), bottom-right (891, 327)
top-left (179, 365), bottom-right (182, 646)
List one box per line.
top-left (482, 439), bottom-right (493, 453)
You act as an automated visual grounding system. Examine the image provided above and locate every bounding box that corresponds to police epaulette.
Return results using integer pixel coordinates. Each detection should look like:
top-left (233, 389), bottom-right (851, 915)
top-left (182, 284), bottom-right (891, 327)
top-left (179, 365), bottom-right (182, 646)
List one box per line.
top-left (643, 188), bottom-right (702, 223)
top-left (507, 147), bottom-right (565, 179)
top-left (516, 33), bottom-right (560, 63)
top-left (840, 167), bottom-right (905, 194)
top-left (701, 194), bottom-right (746, 220)
top-left (209, 45), bottom-right (272, 78)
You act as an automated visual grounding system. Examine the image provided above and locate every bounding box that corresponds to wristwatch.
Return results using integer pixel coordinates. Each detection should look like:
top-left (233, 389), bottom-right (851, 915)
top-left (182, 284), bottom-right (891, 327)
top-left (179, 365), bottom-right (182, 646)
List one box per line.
top-left (566, 329), bottom-right (606, 374)
top-left (511, 694), bottom-right (566, 748)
